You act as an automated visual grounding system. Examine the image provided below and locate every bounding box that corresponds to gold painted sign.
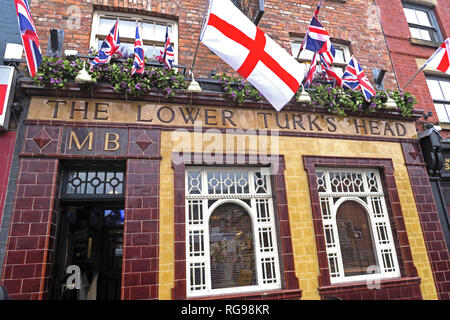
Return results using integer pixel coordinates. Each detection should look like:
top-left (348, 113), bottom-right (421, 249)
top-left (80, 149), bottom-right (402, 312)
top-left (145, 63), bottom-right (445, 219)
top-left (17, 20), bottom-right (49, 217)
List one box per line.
top-left (28, 97), bottom-right (418, 139)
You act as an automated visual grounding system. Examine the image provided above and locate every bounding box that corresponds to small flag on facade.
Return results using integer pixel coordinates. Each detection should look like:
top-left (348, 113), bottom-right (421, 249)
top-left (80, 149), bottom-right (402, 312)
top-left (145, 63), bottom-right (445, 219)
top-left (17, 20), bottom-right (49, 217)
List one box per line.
top-left (14, 0), bottom-right (42, 77)
top-left (342, 55), bottom-right (376, 102)
top-left (91, 20), bottom-right (120, 68)
top-left (304, 52), bottom-right (317, 88)
top-left (132, 25), bottom-right (145, 75)
top-left (200, 0), bottom-right (304, 111)
top-left (156, 26), bottom-right (174, 69)
top-left (424, 37), bottom-right (450, 74)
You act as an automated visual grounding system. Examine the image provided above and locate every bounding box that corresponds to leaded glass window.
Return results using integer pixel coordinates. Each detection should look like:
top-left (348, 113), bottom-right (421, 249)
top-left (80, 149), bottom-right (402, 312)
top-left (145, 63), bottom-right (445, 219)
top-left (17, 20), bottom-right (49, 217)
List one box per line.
top-left (316, 168), bottom-right (400, 284)
top-left (185, 167), bottom-right (281, 297)
top-left (62, 167), bottom-right (125, 199)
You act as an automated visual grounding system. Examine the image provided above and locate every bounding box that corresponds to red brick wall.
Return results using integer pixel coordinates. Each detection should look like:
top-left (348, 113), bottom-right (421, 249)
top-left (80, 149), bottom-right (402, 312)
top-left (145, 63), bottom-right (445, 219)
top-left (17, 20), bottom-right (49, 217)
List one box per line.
top-left (0, 131), bottom-right (16, 228)
top-left (376, 0), bottom-right (450, 137)
top-left (29, 0), bottom-right (397, 88)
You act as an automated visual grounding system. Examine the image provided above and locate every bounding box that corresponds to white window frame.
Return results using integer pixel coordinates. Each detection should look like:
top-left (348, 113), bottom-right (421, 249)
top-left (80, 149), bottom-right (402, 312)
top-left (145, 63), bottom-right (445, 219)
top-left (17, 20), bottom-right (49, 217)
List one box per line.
top-left (89, 11), bottom-right (178, 62)
top-left (425, 76), bottom-right (450, 123)
top-left (402, 2), bottom-right (442, 43)
top-left (316, 168), bottom-right (401, 284)
top-left (290, 37), bottom-right (351, 78)
top-left (185, 167), bottom-right (282, 298)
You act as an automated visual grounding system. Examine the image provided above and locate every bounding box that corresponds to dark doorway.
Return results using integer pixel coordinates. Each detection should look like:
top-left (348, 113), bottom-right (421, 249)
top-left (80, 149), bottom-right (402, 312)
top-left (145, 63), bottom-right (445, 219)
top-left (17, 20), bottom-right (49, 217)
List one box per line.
top-left (51, 203), bottom-right (124, 300)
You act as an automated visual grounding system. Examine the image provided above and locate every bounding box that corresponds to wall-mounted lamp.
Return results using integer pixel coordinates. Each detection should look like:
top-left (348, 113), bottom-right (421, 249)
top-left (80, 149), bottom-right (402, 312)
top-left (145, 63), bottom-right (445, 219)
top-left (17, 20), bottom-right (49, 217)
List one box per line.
top-left (372, 68), bottom-right (386, 91)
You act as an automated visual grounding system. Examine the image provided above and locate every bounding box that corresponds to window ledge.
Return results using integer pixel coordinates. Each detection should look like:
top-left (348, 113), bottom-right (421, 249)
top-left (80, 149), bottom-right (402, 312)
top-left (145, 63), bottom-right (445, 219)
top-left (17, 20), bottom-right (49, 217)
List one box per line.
top-left (410, 38), bottom-right (441, 48)
top-left (438, 122), bottom-right (450, 130)
top-left (191, 288), bottom-right (302, 300)
top-left (319, 277), bottom-right (421, 299)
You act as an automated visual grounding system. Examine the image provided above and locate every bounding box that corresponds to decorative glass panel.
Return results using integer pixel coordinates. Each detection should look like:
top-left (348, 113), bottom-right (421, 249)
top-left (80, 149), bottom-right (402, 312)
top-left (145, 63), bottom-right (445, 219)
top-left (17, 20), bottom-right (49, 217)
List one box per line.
top-left (189, 230), bottom-right (205, 257)
top-left (328, 253), bottom-right (340, 278)
top-left (254, 171), bottom-right (268, 194)
top-left (259, 227), bottom-right (274, 252)
top-left (187, 171), bottom-right (202, 195)
top-left (324, 225), bottom-right (336, 249)
top-left (189, 262), bottom-right (206, 291)
top-left (381, 249), bottom-right (396, 273)
top-left (261, 257), bottom-right (277, 284)
top-left (206, 170), bottom-right (250, 195)
top-left (188, 200), bottom-right (203, 225)
top-left (256, 199), bottom-right (271, 223)
top-left (371, 197), bottom-right (384, 218)
top-left (376, 222), bottom-right (390, 245)
top-left (65, 169), bottom-right (124, 196)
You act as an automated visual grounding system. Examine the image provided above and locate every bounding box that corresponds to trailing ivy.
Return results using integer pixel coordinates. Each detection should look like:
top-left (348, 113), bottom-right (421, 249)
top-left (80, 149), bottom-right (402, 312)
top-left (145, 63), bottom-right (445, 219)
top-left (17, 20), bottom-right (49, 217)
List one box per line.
top-left (213, 73), bottom-right (262, 105)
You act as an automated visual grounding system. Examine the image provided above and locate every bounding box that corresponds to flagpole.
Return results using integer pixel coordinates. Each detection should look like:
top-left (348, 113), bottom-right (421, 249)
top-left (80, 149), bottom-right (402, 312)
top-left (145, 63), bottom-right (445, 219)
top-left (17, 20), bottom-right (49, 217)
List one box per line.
top-left (189, 0), bottom-right (211, 77)
top-left (401, 46), bottom-right (442, 91)
top-left (296, 0), bottom-right (325, 59)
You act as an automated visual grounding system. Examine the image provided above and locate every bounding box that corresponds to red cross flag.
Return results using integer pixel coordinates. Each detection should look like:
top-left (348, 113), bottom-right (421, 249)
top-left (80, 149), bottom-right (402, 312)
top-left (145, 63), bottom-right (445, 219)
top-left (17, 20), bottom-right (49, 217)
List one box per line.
top-left (200, 0), bottom-right (305, 111)
top-left (425, 37), bottom-right (450, 74)
top-left (0, 66), bottom-right (15, 130)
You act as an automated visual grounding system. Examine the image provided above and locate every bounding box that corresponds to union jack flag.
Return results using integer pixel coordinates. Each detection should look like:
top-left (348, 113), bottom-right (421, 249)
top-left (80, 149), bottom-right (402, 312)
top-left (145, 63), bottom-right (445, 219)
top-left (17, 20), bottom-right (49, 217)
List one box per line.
top-left (157, 26), bottom-right (174, 69)
top-left (14, 0), bottom-right (42, 77)
top-left (91, 20), bottom-right (120, 68)
top-left (300, 16), bottom-right (331, 54)
top-left (342, 55), bottom-right (376, 101)
top-left (132, 25), bottom-right (145, 75)
top-left (304, 52), bottom-right (317, 88)
top-left (319, 41), bottom-right (342, 86)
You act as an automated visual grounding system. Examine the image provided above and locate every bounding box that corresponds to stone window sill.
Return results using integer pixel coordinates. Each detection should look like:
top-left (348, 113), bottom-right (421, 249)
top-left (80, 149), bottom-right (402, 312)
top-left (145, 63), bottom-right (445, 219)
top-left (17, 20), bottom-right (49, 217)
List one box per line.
top-left (410, 38), bottom-right (441, 48)
top-left (190, 288), bottom-right (303, 300)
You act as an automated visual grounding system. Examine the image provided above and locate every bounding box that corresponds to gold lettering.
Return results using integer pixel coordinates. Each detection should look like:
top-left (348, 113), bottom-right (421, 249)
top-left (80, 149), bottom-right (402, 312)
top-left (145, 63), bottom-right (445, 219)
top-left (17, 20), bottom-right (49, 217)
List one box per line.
top-left (69, 131), bottom-right (93, 150)
top-left (104, 132), bottom-right (120, 151)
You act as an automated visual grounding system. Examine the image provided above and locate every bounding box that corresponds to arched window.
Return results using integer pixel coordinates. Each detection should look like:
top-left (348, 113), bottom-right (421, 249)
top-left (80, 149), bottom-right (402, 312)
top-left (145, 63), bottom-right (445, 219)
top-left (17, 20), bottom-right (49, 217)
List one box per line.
top-left (336, 201), bottom-right (377, 277)
top-left (185, 168), bottom-right (281, 297)
top-left (316, 168), bottom-right (400, 283)
top-left (209, 203), bottom-right (256, 289)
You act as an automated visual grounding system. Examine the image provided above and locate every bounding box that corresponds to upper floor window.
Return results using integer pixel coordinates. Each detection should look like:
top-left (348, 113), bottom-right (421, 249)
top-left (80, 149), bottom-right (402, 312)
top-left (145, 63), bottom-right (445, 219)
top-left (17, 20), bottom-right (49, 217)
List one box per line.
top-left (291, 38), bottom-right (351, 78)
top-left (90, 11), bottom-right (178, 62)
top-left (426, 77), bottom-right (450, 123)
top-left (185, 167), bottom-right (281, 297)
top-left (402, 3), bottom-right (442, 43)
top-left (316, 168), bottom-right (400, 284)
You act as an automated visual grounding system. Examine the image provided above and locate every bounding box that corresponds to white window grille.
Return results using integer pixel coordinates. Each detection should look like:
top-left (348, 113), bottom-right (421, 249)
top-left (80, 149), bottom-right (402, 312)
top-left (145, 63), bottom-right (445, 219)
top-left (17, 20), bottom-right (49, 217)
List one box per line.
top-left (185, 167), bottom-right (281, 297)
top-left (316, 168), bottom-right (400, 284)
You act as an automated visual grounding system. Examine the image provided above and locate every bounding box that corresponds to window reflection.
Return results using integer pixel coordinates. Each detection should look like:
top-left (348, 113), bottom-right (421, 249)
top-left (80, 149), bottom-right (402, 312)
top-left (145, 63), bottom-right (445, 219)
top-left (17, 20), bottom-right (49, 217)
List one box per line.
top-left (209, 203), bottom-right (256, 289)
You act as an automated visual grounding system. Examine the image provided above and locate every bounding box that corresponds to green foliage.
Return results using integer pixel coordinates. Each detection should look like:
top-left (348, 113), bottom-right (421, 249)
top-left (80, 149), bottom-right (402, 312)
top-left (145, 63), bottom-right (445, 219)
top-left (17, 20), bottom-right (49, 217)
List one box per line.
top-left (34, 56), bottom-right (83, 88)
top-left (213, 73), bottom-right (262, 105)
top-left (89, 56), bottom-right (186, 98)
top-left (305, 84), bottom-right (416, 117)
top-left (33, 55), bottom-right (186, 98)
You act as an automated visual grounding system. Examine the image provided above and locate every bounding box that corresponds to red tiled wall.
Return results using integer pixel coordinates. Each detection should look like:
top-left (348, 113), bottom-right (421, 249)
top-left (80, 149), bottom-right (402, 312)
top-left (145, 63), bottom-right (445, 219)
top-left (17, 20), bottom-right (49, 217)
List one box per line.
top-left (122, 159), bottom-right (160, 300)
top-left (402, 142), bottom-right (450, 300)
top-left (0, 131), bottom-right (16, 228)
top-left (0, 158), bottom-right (59, 300)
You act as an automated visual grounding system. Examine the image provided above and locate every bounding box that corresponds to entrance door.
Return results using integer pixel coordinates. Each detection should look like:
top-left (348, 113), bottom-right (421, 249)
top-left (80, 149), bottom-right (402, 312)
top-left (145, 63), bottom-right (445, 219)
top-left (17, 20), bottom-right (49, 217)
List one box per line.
top-left (51, 203), bottom-right (124, 300)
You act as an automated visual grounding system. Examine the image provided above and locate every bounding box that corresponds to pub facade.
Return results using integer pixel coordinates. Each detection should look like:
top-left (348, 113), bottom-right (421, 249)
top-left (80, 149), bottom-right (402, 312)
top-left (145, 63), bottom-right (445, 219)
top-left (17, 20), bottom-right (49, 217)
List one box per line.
top-left (0, 0), bottom-right (449, 300)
